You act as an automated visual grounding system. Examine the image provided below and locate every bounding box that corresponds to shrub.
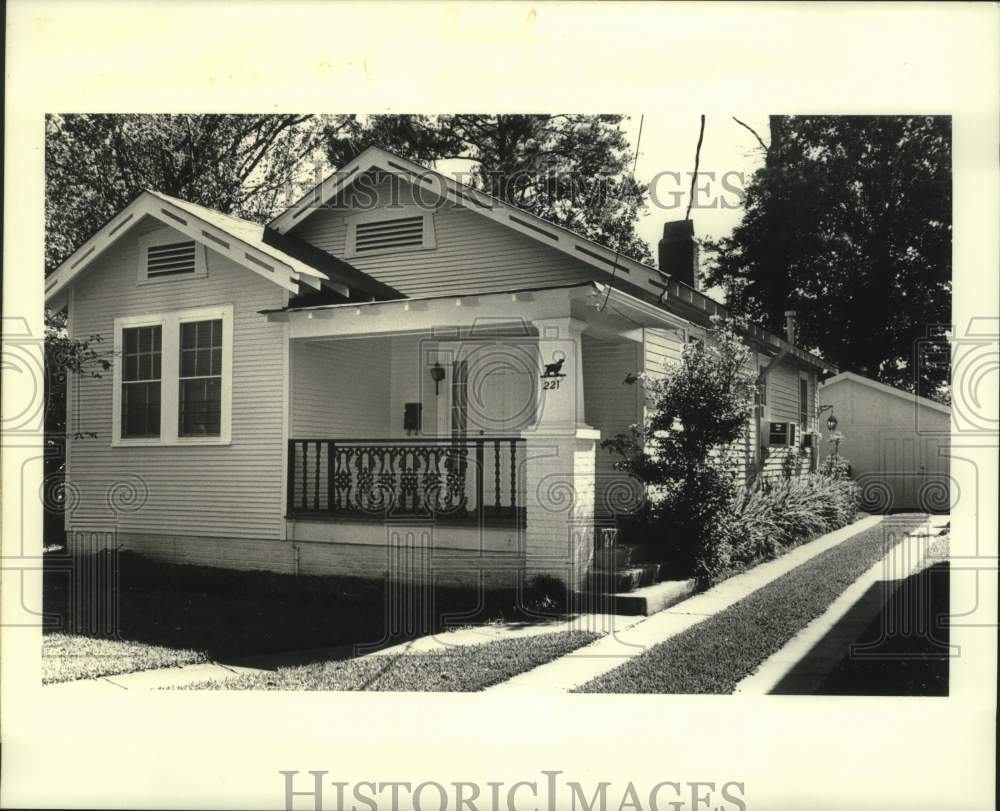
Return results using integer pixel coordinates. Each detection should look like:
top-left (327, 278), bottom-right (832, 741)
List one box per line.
top-left (721, 472), bottom-right (860, 579)
top-left (523, 574), bottom-right (568, 614)
top-left (602, 318), bottom-right (757, 577)
top-left (820, 453), bottom-right (852, 479)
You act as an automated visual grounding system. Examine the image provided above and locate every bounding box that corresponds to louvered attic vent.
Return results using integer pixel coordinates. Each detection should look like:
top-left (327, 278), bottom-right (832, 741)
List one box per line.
top-left (146, 241), bottom-right (197, 277)
top-left (354, 216), bottom-right (425, 253)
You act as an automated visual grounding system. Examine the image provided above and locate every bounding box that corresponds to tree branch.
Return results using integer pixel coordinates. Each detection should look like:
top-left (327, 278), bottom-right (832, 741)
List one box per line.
top-left (732, 116), bottom-right (769, 152)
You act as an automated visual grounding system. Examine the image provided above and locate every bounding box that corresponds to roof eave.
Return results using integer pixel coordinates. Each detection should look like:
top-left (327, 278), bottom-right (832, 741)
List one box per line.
top-left (45, 190), bottom-right (330, 303)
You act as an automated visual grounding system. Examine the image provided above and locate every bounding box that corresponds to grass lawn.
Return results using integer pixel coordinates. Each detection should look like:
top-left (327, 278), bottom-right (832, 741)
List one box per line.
top-left (577, 514), bottom-right (930, 694)
top-left (43, 633), bottom-right (205, 684)
top-left (176, 631), bottom-right (601, 691)
top-left (43, 551), bottom-right (570, 684)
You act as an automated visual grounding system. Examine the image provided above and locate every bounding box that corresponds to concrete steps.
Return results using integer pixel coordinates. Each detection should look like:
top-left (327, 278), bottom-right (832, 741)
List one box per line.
top-left (591, 543), bottom-right (667, 570)
top-left (585, 563), bottom-right (663, 594)
top-left (586, 539), bottom-right (699, 615)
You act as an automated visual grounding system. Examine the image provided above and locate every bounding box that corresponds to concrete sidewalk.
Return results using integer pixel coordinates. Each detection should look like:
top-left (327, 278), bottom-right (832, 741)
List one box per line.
top-left (487, 514), bottom-right (893, 693)
top-left (45, 610), bottom-right (643, 691)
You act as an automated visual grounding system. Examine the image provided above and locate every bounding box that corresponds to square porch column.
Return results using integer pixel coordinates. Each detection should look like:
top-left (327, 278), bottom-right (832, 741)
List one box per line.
top-left (522, 317), bottom-right (600, 592)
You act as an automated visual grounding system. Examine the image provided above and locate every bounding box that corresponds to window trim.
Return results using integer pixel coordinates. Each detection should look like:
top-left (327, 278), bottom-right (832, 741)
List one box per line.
top-left (343, 205), bottom-right (436, 259)
top-left (798, 370), bottom-right (811, 432)
top-left (136, 227), bottom-right (208, 285)
top-left (756, 354), bottom-right (770, 422)
top-left (119, 322), bottom-right (164, 440)
top-left (112, 305), bottom-right (233, 447)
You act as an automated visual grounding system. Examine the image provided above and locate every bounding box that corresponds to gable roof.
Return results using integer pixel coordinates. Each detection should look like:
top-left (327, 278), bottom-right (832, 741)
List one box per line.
top-left (820, 371), bottom-right (951, 415)
top-left (45, 190), bottom-right (341, 303)
top-left (268, 145), bottom-right (835, 372)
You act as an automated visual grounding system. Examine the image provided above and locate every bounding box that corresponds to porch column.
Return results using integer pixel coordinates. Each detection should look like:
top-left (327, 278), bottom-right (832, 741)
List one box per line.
top-left (522, 317), bottom-right (599, 591)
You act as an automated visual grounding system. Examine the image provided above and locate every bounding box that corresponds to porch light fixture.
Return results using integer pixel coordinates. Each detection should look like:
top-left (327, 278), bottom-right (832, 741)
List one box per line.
top-left (826, 413), bottom-right (838, 432)
top-left (430, 361), bottom-right (446, 396)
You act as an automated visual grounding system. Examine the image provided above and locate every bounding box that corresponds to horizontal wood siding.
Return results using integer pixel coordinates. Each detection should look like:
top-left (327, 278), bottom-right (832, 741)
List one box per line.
top-left (67, 216), bottom-right (287, 539)
top-left (766, 361), bottom-right (801, 424)
top-left (760, 360), bottom-right (816, 480)
top-left (291, 175), bottom-right (599, 297)
top-left (290, 338), bottom-right (392, 437)
top-left (642, 327), bottom-right (685, 380)
top-left (388, 335), bottom-right (441, 436)
top-left (583, 335), bottom-right (642, 517)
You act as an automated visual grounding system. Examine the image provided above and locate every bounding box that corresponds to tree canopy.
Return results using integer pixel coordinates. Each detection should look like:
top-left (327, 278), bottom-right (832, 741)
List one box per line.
top-left (45, 113), bottom-right (325, 272)
top-left (705, 115), bottom-right (952, 401)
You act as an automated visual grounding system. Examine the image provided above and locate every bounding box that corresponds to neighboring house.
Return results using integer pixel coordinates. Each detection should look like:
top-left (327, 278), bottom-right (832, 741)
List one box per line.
top-left (818, 372), bottom-right (951, 513)
top-left (45, 146), bottom-right (835, 589)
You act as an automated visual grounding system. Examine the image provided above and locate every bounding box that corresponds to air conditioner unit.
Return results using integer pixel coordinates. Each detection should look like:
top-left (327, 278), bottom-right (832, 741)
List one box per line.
top-left (765, 421), bottom-right (798, 447)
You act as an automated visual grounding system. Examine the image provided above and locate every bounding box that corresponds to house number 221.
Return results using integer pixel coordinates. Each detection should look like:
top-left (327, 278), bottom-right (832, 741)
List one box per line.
top-left (542, 378), bottom-right (562, 390)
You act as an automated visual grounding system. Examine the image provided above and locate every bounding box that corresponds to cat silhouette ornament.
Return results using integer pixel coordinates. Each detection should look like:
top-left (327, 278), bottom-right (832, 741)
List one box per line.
top-left (541, 353), bottom-right (567, 379)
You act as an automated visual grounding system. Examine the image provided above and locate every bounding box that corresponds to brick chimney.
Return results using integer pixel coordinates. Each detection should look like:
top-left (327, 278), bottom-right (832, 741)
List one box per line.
top-left (658, 219), bottom-right (700, 290)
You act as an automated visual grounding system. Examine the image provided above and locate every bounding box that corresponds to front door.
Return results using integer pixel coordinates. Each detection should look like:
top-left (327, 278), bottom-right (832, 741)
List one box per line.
top-left (437, 341), bottom-right (536, 437)
top-left (437, 340), bottom-right (535, 514)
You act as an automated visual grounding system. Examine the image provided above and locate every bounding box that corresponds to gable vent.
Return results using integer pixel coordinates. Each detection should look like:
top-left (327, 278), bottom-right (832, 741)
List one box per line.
top-left (354, 216), bottom-right (425, 253)
top-left (146, 241), bottom-right (197, 277)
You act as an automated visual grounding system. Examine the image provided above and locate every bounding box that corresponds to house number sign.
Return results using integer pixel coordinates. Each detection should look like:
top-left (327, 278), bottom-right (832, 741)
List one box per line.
top-left (541, 351), bottom-right (567, 390)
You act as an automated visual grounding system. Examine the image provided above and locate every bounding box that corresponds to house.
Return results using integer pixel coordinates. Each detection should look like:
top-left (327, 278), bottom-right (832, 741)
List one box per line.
top-left (818, 372), bottom-right (951, 512)
top-left (45, 146), bottom-right (835, 590)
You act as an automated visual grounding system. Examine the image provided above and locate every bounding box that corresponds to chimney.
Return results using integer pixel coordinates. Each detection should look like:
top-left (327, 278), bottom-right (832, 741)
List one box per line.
top-left (784, 310), bottom-right (797, 344)
top-left (658, 219), bottom-right (700, 290)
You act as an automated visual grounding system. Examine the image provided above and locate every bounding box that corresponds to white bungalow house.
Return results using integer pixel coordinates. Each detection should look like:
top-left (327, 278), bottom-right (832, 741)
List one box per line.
top-left (45, 146), bottom-right (835, 590)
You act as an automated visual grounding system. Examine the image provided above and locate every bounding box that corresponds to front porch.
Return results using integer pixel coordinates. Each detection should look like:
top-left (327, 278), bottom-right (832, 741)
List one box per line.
top-left (286, 436), bottom-right (526, 527)
top-left (270, 283), bottom-right (689, 588)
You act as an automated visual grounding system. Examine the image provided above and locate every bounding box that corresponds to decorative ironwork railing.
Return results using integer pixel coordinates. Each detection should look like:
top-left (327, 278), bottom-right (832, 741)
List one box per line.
top-left (287, 437), bottom-right (526, 523)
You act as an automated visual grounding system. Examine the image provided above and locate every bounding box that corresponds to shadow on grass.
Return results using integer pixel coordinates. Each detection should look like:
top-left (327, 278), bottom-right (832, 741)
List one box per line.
top-left (770, 562), bottom-right (950, 696)
top-left (42, 551), bottom-right (569, 668)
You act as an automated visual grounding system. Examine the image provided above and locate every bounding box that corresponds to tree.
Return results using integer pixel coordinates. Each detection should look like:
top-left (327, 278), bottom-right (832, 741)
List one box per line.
top-left (603, 319), bottom-right (758, 577)
top-left (43, 309), bottom-right (113, 544)
top-left (321, 114), bottom-right (654, 264)
top-left (705, 116), bottom-right (952, 401)
top-left (45, 114), bottom-right (328, 272)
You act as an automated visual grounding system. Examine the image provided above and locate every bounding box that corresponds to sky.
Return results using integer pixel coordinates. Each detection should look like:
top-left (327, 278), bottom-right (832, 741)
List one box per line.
top-left (623, 113), bottom-right (769, 254)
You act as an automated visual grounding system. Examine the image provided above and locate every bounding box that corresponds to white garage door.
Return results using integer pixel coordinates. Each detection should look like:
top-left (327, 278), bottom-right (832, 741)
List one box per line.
top-left (874, 430), bottom-right (951, 512)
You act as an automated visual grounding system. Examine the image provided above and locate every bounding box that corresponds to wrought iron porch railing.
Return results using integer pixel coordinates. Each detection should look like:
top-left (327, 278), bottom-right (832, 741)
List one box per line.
top-left (287, 437), bottom-right (526, 524)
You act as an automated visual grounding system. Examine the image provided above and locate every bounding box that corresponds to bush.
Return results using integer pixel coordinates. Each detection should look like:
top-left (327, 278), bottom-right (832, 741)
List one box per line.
top-left (820, 454), bottom-right (852, 479)
top-left (523, 574), bottom-right (568, 614)
top-left (719, 472), bottom-right (860, 580)
top-left (602, 318), bottom-right (757, 577)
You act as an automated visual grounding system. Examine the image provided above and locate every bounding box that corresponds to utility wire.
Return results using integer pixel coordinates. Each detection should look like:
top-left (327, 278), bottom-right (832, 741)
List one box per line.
top-left (685, 114), bottom-right (706, 220)
top-left (598, 113), bottom-right (645, 312)
top-left (657, 114), bottom-right (706, 306)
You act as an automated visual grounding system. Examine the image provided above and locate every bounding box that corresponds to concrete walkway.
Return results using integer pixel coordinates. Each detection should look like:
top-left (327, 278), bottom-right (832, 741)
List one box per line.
top-left (734, 514), bottom-right (949, 694)
top-left (367, 612), bottom-right (644, 656)
top-left (487, 514), bottom-right (891, 693)
top-left (45, 611), bottom-right (644, 691)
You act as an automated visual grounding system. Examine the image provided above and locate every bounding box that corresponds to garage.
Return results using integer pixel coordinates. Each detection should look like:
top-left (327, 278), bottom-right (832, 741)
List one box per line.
top-left (817, 372), bottom-right (951, 512)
